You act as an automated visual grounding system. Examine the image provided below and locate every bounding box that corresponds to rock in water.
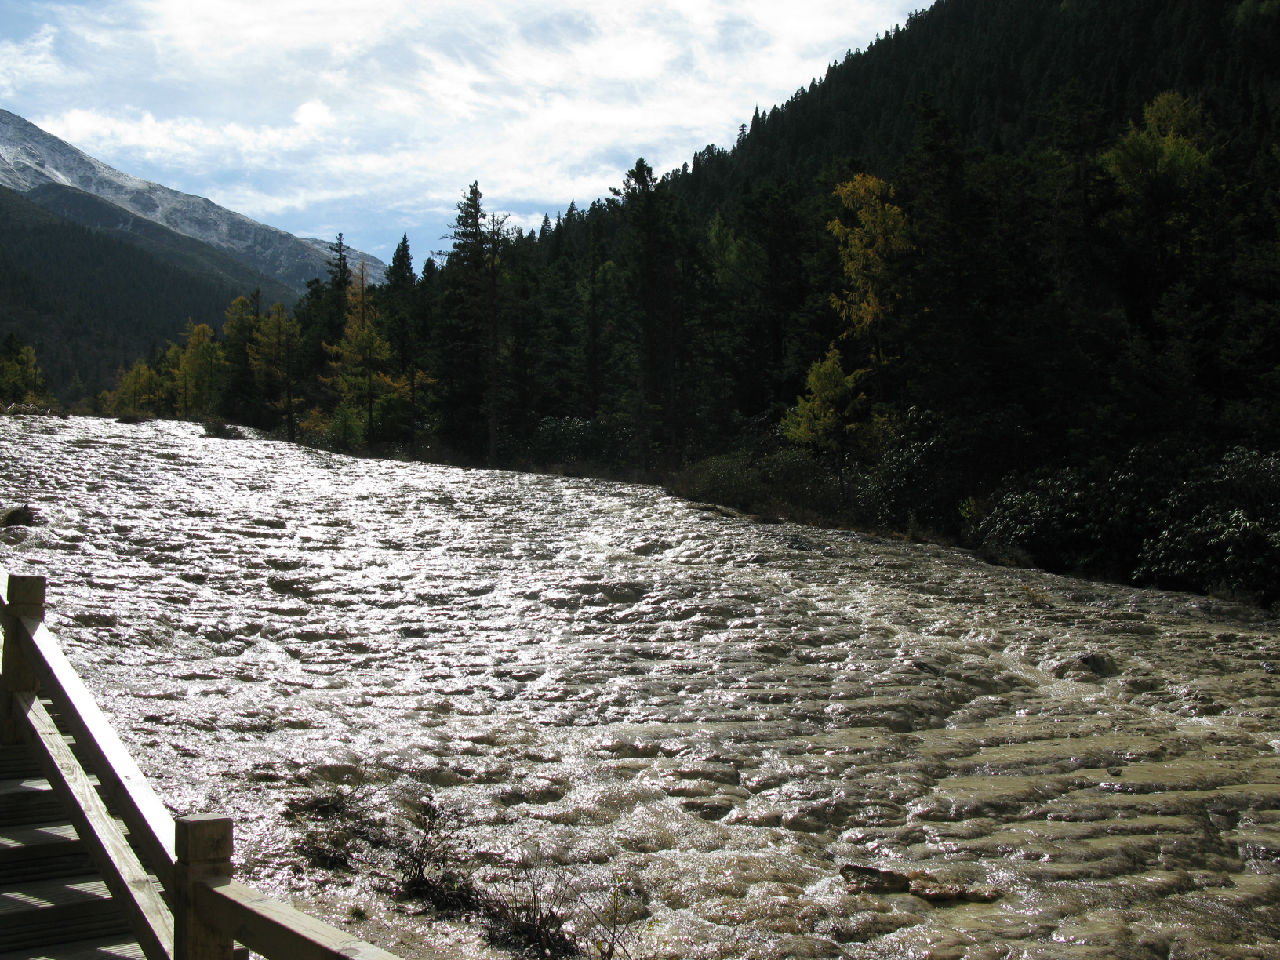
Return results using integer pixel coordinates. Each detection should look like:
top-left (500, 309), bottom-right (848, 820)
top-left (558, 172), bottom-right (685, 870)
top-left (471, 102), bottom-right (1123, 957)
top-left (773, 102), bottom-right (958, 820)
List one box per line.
top-left (1, 505), bottom-right (36, 527)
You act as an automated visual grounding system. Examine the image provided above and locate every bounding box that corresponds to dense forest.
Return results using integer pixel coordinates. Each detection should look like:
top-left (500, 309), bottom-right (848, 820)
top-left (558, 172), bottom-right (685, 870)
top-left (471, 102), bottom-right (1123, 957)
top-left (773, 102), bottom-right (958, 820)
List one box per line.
top-left (0, 184), bottom-right (295, 400)
top-left (26, 0), bottom-right (1280, 604)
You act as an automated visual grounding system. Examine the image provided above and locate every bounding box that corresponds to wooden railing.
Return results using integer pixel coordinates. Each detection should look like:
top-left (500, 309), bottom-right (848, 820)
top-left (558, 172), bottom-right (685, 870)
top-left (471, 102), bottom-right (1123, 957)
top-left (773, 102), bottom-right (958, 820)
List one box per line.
top-left (1, 570), bottom-right (403, 960)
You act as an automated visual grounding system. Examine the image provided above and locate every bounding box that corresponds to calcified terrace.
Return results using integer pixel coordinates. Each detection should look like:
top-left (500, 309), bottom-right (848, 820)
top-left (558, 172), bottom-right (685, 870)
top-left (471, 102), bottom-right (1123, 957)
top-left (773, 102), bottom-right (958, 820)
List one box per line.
top-left (1, 415), bottom-right (1278, 959)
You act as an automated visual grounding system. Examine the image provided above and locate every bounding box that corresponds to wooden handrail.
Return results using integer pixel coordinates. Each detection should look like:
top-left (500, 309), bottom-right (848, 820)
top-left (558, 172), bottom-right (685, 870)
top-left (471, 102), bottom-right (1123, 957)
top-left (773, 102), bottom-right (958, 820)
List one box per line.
top-left (195, 879), bottom-right (401, 960)
top-left (0, 571), bottom-right (42, 744)
top-left (21, 618), bottom-right (176, 888)
top-left (13, 688), bottom-right (175, 960)
top-left (1, 571), bottom-right (408, 960)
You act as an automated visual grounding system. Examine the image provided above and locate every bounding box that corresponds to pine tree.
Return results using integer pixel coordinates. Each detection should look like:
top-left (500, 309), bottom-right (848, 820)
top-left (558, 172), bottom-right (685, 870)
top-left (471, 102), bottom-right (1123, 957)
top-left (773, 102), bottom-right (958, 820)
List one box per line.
top-left (296, 234), bottom-right (355, 402)
top-left (438, 182), bottom-right (511, 463)
top-left (613, 158), bottom-right (688, 466)
top-left (171, 321), bottom-right (225, 420)
top-left (249, 303), bottom-right (303, 440)
top-left (109, 360), bottom-right (162, 416)
top-left (0, 334), bottom-right (46, 405)
top-left (381, 234), bottom-right (417, 377)
top-left (328, 268), bottom-right (392, 444)
top-left (221, 293), bottom-right (262, 424)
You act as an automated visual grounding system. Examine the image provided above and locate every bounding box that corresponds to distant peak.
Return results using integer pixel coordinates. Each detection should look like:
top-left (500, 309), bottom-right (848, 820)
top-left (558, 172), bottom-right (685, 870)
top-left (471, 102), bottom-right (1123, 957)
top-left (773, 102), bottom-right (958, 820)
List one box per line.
top-left (0, 108), bottom-right (384, 291)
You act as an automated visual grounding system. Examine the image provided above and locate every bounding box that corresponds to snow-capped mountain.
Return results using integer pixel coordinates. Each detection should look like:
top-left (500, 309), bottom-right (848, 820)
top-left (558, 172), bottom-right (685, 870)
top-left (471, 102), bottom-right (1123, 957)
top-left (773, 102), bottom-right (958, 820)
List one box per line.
top-left (0, 109), bottom-right (384, 292)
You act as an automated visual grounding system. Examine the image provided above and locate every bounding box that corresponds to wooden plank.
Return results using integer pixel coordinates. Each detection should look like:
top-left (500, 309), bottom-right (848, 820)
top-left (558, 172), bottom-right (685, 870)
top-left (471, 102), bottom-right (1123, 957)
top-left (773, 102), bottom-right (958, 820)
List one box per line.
top-left (0, 935), bottom-right (146, 960)
top-left (0, 776), bottom-right (57, 796)
top-left (0, 778), bottom-right (64, 827)
top-left (13, 692), bottom-right (174, 960)
top-left (20, 623), bottom-right (176, 888)
top-left (194, 879), bottom-right (401, 960)
top-left (0, 875), bottom-right (132, 952)
top-left (0, 573), bottom-right (46, 620)
top-left (0, 743), bottom-right (44, 779)
top-left (2, 569), bottom-right (403, 960)
top-left (0, 821), bottom-right (81, 857)
top-left (174, 816), bottom-right (233, 960)
top-left (0, 821), bottom-right (89, 885)
top-left (0, 875), bottom-right (116, 916)
top-left (1, 575), bottom-right (43, 747)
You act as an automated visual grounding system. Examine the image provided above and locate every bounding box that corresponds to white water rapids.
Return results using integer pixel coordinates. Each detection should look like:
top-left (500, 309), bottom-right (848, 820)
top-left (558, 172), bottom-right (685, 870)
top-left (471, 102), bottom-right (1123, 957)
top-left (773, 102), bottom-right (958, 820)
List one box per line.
top-left (1, 416), bottom-right (1278, 959)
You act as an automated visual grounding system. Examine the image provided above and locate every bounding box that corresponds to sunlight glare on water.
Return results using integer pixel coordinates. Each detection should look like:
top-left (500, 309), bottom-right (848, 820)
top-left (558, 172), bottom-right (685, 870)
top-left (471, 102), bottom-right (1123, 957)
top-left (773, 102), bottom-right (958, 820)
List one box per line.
top-left (1, 415), bottom-right (1279, 959)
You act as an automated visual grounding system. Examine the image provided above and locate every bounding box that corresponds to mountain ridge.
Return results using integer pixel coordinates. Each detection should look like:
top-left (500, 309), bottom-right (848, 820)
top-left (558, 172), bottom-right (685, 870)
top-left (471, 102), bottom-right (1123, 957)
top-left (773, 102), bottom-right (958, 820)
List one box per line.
top-left (0, 109), bottom-right (384, 292)
top-left (24, 182), bottom-right (295, 301)
top-left (0, 182), bottom-right (299, 400)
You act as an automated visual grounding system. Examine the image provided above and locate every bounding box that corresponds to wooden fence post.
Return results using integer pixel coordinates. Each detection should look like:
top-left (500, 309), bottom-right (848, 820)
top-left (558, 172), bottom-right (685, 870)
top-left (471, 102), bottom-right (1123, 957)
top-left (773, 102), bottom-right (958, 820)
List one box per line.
top-left (175, 814), bottom-right (236, 960)
top-left (1, 573), bottom-right (45, 744)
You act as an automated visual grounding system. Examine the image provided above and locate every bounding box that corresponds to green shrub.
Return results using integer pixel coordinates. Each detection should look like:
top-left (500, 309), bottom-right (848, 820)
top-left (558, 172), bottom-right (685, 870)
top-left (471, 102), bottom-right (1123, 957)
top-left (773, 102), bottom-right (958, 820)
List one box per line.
top-left (1136, 447), bottom-right (1280, 604)
top-left (980, 444), bottom-right (1280, 605)
top-left (977, 466), bottom-right (1101, 569)
top-left (327, 403), bottom-right (365, 451)
top-left (667, 446), bottom-right (854, 521)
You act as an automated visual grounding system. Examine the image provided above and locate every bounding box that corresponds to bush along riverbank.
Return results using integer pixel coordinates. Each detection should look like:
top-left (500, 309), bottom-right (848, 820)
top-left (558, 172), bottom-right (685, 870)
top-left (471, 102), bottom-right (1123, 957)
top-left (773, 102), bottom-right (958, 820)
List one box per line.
top-left (668, 437), bottom-right (1280, 611)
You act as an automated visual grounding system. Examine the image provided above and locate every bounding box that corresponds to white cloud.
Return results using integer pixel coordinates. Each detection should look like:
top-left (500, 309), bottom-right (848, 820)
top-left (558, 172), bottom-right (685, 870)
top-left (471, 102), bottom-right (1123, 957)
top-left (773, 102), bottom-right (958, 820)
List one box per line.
top-left (4, 0), bottom-right (917, 258)
top-left (205, 181), bottom-right (351, 218)
top-left (291, 100), bottom-right (335, 132)
top-left (44, 109), bottom-right (213, 164)
top-left (0, 24), bottom-right (85, 97)
top-left (38, 104), bottom-right (345, 175)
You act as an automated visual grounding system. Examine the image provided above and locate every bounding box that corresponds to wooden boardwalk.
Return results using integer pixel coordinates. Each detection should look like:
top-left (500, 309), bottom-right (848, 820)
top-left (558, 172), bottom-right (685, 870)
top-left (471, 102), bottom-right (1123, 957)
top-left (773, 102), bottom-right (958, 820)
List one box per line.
top-left (1, 570), bottom-right (404, 960)
top-left (1, 738), bottom-right (143, 960)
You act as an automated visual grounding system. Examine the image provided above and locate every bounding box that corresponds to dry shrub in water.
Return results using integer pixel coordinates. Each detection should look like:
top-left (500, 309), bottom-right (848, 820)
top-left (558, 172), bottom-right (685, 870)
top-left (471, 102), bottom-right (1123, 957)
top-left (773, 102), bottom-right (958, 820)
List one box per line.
top-left (480, 846), bottom-right (579, 958)
top-left (287, 781), bottom-right (648, 958)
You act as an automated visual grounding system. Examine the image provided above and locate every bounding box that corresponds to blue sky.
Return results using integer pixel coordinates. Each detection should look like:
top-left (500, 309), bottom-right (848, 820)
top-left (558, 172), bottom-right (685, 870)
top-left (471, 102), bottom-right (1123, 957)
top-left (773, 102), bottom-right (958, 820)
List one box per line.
top-left (0, 0), bottom-right (918, 264)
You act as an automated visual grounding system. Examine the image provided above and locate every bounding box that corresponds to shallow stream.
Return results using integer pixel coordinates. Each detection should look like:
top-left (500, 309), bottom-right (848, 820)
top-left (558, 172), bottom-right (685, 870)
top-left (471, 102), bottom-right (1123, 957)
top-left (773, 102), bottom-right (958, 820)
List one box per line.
top-left (1, 416), bottom-right (1278, 959)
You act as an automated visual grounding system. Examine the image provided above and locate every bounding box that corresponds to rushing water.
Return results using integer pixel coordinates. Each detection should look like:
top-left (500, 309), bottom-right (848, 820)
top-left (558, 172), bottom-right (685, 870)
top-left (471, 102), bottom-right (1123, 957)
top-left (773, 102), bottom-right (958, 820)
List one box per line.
top-left (2, 415), bottom-right (1278, 959)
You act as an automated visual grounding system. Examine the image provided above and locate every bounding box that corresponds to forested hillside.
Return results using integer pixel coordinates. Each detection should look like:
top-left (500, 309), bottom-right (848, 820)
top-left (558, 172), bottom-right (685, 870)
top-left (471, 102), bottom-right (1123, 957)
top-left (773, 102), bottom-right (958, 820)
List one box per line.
top-left (0, 185), bottom-right (292, 400)
top-left (97, 0), bottom-right (1280, 603)
top-left (683, 0), bottom-right (1279, 205)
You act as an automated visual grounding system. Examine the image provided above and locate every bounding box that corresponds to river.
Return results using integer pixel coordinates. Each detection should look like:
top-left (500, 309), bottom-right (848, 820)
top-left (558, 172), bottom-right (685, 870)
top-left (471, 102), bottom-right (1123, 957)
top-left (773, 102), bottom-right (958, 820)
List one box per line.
top-left (1, 415), bottom-right (1278, 959)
